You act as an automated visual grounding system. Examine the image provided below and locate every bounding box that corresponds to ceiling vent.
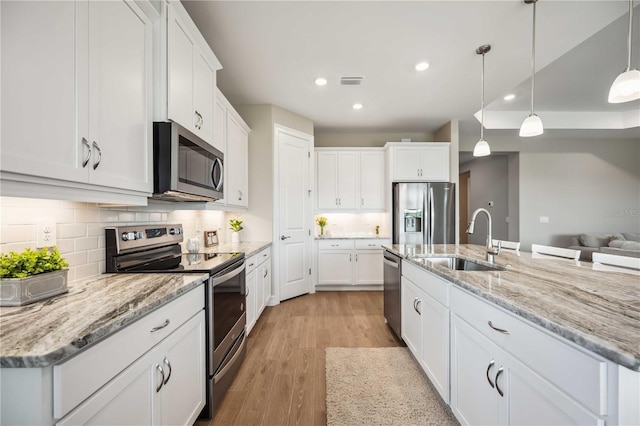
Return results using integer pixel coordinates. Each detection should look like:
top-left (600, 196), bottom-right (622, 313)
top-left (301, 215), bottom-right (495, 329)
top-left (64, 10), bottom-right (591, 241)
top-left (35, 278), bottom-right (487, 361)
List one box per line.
top-left (340, 76), bottom-right (363, 86)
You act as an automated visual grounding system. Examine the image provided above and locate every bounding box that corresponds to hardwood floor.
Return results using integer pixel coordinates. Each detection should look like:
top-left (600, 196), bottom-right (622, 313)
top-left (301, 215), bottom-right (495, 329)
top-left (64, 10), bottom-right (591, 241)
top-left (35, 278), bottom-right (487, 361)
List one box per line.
top-left (197, 291), bottom-right (403, 426)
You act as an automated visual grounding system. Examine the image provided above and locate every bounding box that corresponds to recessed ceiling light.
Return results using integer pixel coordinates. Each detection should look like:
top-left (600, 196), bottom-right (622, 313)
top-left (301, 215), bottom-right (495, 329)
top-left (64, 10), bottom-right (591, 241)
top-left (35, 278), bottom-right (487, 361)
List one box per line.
top-left (314, 77), bottom-right (327, 86)
top-left (352, 103), bottom-right (363, 110)
top-left (504, 94), bottom-right (516, 101)
top-left (415, 62), bottom-right (430, 71)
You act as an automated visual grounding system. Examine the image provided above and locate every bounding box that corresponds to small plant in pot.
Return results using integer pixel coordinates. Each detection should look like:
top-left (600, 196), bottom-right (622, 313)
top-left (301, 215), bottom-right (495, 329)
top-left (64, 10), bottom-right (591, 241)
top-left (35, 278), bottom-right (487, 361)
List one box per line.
top-left (0, 247), bottom-right (69, 306)
top-left (229, 218), bottom-right (243, 244)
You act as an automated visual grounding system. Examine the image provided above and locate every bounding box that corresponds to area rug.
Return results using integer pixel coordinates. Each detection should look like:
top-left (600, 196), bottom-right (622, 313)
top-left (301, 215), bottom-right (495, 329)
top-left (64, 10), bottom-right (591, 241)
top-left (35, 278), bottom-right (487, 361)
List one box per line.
top-left (325, 347), bottom-right (459, 426)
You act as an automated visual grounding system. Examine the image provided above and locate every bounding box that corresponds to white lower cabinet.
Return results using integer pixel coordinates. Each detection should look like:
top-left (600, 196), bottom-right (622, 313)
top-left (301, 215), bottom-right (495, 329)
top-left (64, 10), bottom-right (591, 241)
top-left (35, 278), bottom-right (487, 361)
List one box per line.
top-left (400, 261), bottom-right (450, 403)
top-left (246, 247), bottom-right (271, 335)
top-left (316, 239), bottom-right (390, 288)
top-left (58, 312), bottom-right (205, 426)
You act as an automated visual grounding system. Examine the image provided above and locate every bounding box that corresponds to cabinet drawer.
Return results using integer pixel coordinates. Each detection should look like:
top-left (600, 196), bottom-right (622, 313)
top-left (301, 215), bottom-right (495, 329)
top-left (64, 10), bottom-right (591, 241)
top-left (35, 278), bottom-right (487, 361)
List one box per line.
top-left (451, 286), bottom-right (607, 415)
top-left (354, 239), bottom-right (390, 250)
top-left (246, 254), bottom-right (258, 273)
top-left (318, 240), bottom-right (354, 250)
top-left (257, 246), bottom-right (271, 262)
top-left (53, 285), bottom-right (205, 419)
top-left (402, 260), bottom-right (449, 307)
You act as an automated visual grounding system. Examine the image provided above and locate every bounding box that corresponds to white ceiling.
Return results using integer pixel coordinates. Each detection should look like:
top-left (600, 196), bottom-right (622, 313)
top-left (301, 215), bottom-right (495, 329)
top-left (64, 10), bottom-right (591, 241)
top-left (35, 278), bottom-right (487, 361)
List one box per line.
top-left (182, 0), bottom-right (640, 139)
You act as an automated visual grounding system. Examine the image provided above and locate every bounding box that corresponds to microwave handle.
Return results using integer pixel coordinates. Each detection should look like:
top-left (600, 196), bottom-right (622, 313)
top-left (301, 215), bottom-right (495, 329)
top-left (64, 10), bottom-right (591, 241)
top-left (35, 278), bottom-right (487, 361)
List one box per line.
top-left (211, 158), bottom-right (223, 191)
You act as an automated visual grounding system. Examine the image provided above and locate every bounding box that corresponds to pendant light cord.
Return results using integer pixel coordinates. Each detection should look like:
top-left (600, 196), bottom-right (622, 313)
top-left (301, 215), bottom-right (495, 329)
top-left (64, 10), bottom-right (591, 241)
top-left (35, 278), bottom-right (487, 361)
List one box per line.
top-left (481, 51), bottom-right (485, 141)
top-left (627, 0), bottom-right (633, 71)
top-left (530, 0), bottom-right (537, 115)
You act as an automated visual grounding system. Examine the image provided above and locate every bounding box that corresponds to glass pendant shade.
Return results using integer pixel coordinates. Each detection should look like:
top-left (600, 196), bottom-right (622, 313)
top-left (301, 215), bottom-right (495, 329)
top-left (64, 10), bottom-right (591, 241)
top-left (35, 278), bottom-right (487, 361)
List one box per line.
top-left (608, 68), bottom-right (640, 103)
top-left (519, 113), bottom-right (544, 137)
top-left (473, 139), bottom-right (491, 157)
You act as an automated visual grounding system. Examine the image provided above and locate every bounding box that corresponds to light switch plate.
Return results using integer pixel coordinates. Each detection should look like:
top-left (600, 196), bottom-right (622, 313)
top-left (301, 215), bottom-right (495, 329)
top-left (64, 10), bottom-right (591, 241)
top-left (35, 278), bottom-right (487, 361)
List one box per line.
top-left (539, 216), bottom-right (550, 224)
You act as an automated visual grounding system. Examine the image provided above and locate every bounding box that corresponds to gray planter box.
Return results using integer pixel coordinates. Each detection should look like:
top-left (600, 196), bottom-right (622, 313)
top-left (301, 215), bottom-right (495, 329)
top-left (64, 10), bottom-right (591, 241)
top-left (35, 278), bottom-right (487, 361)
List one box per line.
top-left (0, 269), bottom-right (69, 307)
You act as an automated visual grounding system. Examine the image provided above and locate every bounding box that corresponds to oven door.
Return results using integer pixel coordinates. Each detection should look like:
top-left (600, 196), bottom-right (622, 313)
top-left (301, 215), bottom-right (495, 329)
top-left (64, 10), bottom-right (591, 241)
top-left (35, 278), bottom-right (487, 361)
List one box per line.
top-left (208, 258), bottom-right (246, 376)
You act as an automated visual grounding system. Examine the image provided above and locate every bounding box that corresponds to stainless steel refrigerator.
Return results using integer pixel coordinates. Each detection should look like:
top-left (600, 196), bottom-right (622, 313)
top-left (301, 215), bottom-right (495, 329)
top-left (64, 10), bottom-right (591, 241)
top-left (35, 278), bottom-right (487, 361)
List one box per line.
top-left (392, 182), bottom-right (455, 245)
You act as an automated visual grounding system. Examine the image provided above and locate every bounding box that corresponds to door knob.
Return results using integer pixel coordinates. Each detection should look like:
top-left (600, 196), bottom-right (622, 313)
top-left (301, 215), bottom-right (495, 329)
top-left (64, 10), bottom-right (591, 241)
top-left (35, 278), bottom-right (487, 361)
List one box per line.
top-left (280, 235), bottom-right (291, 240)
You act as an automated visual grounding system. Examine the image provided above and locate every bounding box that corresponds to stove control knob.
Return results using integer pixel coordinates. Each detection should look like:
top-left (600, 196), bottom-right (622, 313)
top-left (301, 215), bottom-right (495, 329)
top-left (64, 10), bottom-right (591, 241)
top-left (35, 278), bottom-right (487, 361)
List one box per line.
top-left (170, 227), bottom-right (182, 235)
top-left (122, 232), bottom-right (136, 241)
top-left (135, 231), bottom-right (143, 240)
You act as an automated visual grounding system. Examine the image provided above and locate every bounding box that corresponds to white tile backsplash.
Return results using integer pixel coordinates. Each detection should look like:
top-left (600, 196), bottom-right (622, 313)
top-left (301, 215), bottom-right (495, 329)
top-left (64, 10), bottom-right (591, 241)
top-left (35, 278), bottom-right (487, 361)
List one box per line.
top-left (1, 197), bottom-right (226, 283)
top-left (313, 212), bottom-right (390, 238)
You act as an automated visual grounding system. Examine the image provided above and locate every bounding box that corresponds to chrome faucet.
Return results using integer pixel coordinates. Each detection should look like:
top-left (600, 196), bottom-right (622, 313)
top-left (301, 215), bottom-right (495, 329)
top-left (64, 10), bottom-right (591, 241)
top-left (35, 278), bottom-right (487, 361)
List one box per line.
top-left (467, 208), bottom-right (500, 262)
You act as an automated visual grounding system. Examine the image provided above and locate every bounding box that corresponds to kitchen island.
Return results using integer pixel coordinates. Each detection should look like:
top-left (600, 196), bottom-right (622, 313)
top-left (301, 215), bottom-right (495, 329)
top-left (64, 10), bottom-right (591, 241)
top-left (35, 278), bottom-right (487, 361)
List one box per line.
top-left (0, 272), bottom-right (208, 425)
top-left (384, 243), bottom-right (639, 426)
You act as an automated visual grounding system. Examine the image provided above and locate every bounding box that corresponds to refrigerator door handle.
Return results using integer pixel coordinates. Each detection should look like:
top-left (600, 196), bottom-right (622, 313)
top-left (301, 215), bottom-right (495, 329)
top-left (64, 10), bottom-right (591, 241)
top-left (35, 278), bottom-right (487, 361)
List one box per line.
top-left (430, 187), bottom-right (435, 245)
top-left (423, 189), bottom-right (429, 245)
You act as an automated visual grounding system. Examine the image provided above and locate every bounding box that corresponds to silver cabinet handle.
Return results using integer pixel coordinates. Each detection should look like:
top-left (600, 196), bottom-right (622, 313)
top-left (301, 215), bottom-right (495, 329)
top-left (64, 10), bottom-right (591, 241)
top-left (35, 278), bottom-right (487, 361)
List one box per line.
top-left (495, 367), bottom-right (504, 397)
top-left (361, 197), bottom-right (364, 206)
top-left (155, 364), bottom-right (165, 392)
top-left (488, 321), bottom-right (510, 334)
top-left (248, 263), bottom-right (254, 267)
top-left (81, 138), bottom-right (91, 168)
top-left (349, 253), bottom-right (352, 262)
top-left (486, 360), bottom-right (495, 388)
top-left (264, 268), bottom-right (268, 278)
top-left (339, 198), bottom-right (341, 205)
top-left (194, 110), bottom-right (203, 129)
top-left (238, 190), bottom-right (243, 201)
top-left (246, 286), bottom-right (249, 297)
top-left (92, 141), bottom-right (102, 170)
top-left (413, 298), bottom-right (421, 315)
top-left (355, 253), bottom-right (358, 261)
top-left (163, 357), bottom-right (172, 385)
top-left (150, 319), bottom-right (170, 332)
top-left (280, 235), bottom-right (291, 240)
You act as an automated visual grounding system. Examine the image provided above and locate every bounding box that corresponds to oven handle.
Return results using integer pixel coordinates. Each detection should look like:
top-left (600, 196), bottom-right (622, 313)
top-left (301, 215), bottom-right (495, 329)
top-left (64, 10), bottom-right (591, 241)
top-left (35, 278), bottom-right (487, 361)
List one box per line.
top-left (214, 333), bottom-right (246, 384)
top-left (212, 260), bottom-right (246, 286)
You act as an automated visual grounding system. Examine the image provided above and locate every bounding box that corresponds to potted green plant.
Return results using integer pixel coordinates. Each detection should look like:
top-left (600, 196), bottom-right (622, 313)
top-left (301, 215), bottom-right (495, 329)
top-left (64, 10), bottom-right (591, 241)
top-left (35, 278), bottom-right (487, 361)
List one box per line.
top-left (0, 247), bottom-right (69, 306)
top-left (229, 218), bottom-right (243, 243)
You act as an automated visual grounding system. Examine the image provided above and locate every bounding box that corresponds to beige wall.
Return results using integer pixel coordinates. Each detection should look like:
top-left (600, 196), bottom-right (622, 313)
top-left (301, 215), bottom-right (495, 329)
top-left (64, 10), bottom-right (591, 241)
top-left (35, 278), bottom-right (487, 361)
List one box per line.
top-left (460, 135), bottom-right (640, 251)
top-left (314, 132), bottom-right (432, 147)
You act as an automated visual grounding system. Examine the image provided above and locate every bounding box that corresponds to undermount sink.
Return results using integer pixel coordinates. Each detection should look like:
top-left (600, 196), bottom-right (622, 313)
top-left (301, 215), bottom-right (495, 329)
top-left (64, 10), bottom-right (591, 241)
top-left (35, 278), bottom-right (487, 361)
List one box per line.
top-left (412, 256), bottom-right (506, 272)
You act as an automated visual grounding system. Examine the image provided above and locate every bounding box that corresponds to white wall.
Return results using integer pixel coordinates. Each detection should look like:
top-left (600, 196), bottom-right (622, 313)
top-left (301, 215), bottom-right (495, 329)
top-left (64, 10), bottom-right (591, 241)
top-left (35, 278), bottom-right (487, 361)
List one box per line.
top-left (459, 134), bottom-right (640, 251)
top-left (314, 132), bottom-right (432, 147)
top-left (460, 155), bottom-right (510, 245)
top-left (0, 197), bottom-right (225, 283)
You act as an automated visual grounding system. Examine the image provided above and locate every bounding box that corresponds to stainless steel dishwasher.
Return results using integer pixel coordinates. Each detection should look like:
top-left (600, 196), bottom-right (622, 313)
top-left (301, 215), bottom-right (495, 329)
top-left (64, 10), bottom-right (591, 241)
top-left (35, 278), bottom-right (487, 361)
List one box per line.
top-left (383, 249), bottom-right (402, 340)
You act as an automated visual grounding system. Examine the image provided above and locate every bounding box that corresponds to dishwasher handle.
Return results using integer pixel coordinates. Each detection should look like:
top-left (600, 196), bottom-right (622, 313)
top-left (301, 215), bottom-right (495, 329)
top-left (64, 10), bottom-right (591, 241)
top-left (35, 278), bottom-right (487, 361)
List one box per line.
top-left (383, 258), bottom-right (399, 269)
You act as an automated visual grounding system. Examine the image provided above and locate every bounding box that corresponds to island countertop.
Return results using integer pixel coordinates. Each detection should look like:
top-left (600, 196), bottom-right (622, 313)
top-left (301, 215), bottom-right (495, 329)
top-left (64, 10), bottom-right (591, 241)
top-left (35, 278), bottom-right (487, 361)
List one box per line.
top-left (0, 273), bottom-right (208, 368)
top-left (383, 244), bottom-right (640, 371)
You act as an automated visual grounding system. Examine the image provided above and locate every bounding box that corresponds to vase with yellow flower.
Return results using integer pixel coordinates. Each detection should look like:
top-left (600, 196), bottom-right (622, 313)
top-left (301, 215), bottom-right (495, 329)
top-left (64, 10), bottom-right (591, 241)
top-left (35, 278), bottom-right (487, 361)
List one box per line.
top-left (315, 216), bottom-right (328, 237)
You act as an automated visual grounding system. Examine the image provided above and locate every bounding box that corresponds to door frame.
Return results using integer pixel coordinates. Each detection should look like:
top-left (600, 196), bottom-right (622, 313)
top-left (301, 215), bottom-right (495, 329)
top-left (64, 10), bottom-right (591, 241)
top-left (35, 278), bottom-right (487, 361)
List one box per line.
top-left (271, 124), bottom-right (314, 304)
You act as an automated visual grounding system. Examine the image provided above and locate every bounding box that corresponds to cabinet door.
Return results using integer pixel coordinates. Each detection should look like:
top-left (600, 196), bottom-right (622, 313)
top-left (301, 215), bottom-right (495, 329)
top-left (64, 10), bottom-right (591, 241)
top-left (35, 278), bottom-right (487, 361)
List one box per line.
top-left (225, 114), bottom-right (249, 207)
top-left (360, 151), bottom-right (385, 210)
top-left (257, 263), bottom-right (266, 318)
top-left (450, 314), bottom-right (500, 426)
top-left (213, 93), bottom-right (227, 154)
top-left (400, 277), bottom-right (423, 359)
top-left (392, 147), bottom-right (421, 181)
top-left (354, 250), bottom-right (383, 285)
top-left (337, 152), bottom-right (359, 209)
top-left (158, 312), bottom-right (206, 426)
top-left (246, 269), bottom-right (257, 334)
top-left (87, 0), bottom-right (151, 193)
top-left (317, 250), bottom-right (352, 285)
top-left (507, 356), bottom-right (605, 426)
top-left (57, 350), bottom-right (154, 425)
top-left (1, 1), bottom-right (87, 183)
top-left (262, 260), bottom-right (271, 313)
top-left (419, 145), bottom-right (450, 181)
top-left (420, 292), bottom-right (450, 404)
top-left (316, 151), bottom-right (338, 209)
top-left (193, 52), bottom-right (215, 144)
top-left (167, 4), bottom-right (195, 131)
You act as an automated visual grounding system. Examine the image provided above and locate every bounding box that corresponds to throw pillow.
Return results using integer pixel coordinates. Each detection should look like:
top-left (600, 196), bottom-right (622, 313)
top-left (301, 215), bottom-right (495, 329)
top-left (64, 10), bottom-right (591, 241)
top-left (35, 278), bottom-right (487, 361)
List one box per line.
top-left (622, 233), bottom-right (640, 243)
top-left (608, 240), bottom-right (640, 251)
top-left (579, 233), bottom-right (613, 248)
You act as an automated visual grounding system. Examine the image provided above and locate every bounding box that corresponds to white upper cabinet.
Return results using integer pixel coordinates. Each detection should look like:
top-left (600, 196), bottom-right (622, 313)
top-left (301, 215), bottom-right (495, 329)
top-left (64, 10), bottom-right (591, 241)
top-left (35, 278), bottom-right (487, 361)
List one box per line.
top-left (1, 0), bottom-right (153, 204)
top-left (315, 149), bottom-right (385, 211)
top-left (212, 88), bottom-right (250, 210)
top-left (162, 1), bottom-right (221, 146)
top-left (387, 142), bottom-right (450, 182)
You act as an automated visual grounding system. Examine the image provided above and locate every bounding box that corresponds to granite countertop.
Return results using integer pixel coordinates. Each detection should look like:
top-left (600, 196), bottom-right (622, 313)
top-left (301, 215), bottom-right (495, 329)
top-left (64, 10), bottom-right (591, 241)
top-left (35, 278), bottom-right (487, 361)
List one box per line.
top-left (0, 273), bottom-right (208, 368)
top-left (383, 244), bottom-right (640, 371)
top-left (201, 241), bottom-right (271, 257)
top-left (315, 236), bottom-right (391, 240)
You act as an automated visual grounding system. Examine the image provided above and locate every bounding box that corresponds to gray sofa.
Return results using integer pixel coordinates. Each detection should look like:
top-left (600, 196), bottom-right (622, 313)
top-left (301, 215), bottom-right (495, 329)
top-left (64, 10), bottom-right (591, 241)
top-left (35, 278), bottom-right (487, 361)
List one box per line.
top-left (568, 233), bottom-right (640, 262)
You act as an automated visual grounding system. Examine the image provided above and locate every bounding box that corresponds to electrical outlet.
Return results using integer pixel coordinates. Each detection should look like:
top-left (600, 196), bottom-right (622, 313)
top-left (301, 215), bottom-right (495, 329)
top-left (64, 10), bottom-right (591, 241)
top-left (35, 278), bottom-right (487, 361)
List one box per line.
top-left (37, 221), bottom-right (57, 248)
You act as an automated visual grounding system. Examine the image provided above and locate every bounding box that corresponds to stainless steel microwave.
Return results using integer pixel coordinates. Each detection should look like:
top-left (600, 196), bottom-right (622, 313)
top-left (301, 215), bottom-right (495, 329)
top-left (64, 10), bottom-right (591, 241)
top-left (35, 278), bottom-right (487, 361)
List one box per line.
top-left (152, 122), bottom-right (223, 202)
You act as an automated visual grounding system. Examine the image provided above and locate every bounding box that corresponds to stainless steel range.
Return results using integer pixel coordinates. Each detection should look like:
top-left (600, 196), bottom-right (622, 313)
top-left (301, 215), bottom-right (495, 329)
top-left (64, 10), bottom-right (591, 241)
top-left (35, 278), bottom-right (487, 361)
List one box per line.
top-left (106, 224), bottom-right (246, 419)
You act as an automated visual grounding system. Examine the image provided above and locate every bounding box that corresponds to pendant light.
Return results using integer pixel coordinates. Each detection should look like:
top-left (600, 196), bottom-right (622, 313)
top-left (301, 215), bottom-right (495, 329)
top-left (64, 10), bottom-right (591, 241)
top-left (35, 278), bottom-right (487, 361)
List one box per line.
top-left (609, 0), bottom-right (640, 103)
top-left (520, 0), bottom-right (543, 137)
top-left (474, 45), bottom-right (492, 157)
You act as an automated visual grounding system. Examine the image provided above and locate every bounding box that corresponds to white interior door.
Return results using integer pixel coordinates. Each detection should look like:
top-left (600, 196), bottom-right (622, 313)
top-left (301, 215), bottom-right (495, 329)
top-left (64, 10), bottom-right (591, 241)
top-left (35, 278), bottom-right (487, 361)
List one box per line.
top-left (276, 126), bottom-right (312, 302)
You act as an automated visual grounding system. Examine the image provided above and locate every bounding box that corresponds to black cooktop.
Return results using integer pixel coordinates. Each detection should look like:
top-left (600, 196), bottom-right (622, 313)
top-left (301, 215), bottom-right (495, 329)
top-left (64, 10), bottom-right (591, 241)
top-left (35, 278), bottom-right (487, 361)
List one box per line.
top-left (119, 251), bottom-right (243, 275)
